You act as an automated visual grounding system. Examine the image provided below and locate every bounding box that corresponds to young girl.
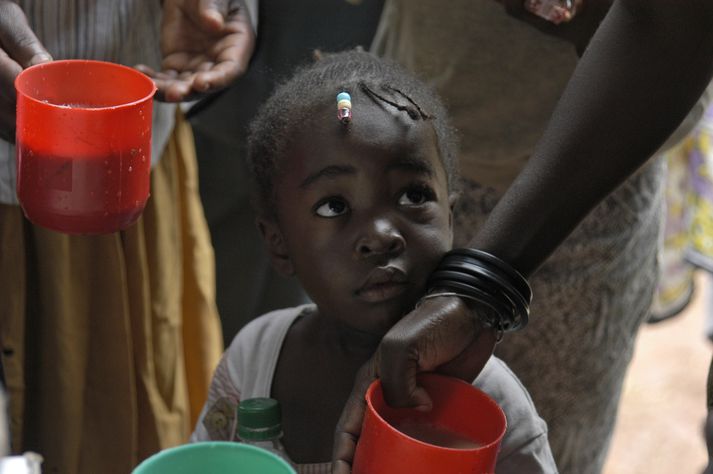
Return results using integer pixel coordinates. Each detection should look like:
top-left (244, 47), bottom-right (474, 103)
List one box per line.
top-left (191, 50), bottom-right (557, 473)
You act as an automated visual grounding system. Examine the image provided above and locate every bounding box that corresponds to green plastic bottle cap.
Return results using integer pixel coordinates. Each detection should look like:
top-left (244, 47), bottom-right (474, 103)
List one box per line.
top-left (238, 398), bottom-right (283, 441)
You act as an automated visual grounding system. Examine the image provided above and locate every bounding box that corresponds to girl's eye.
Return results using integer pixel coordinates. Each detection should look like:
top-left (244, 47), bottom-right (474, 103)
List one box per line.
top-left (398, 186), bottom-right (435, 206)
top-left (314, 198), bottom-right (349, 218)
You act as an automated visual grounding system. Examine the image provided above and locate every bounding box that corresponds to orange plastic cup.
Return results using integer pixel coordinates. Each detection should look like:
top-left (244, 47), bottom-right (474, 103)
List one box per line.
top-left (15, 59), bottom-right (156, 234)
top-left (352, 373), bottom-right (507, 474)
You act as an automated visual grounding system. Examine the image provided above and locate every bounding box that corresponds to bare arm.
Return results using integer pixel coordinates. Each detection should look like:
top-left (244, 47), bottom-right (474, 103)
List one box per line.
top-left (474, 0), bottom-right (713, 276)
top-left (333, 2), bottom-right (713, 471)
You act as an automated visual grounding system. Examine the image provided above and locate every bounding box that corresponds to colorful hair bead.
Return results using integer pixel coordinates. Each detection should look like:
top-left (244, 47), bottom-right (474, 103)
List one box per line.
top-left (337, 91), bottom-right (352, 124)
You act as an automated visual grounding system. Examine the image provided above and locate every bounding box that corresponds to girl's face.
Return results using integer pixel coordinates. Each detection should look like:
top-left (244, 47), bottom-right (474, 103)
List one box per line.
top-left (262, 97), bottom-right (454, 336)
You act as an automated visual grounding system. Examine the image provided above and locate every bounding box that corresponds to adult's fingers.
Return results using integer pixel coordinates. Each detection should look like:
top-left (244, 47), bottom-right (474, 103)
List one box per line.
top-left (0, 47), bottom-right (21, 98)
top-left (0, 1), bottom-right (51, 68)
top-left (192, 0), bottom-right (232, 31)
top-left (0, 1), bottom-right (50, 138)
top-left (193, 4), bottom-right (255, 89)
top-left (377, 295), bottom-right (489, 409)
top-left (435, 321), bottom-right (497, 382)
top-left (148, 50), bottom-right (252, 102)
top-left (192, 58), bottom-right (246, 92)
top-left (155, 77), bottom-right (194, 102)
top-left (331, 358), bottom-right (379, 474)
top-left (135, 64), bottom-right (193, 102)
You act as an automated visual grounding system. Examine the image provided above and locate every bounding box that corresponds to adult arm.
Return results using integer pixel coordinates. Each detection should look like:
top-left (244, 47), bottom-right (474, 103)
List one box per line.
top-left (136, 0), bottom-right (256, 102)
top-left (0, 1), bottom-right (52, 143)
top-left (333, 1), bottom-right (713, 471)
top-left (475, 0), bottom-right (713, 272)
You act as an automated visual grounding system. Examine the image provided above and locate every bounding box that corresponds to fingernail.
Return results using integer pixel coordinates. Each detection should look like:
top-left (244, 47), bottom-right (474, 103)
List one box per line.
top-left (29, 53), bottom-right (52, 66)
top-left (204, 9), bottom-right (224, 28)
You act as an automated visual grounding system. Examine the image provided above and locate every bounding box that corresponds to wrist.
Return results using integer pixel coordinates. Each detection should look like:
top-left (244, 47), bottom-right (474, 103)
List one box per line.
top-left (417, 290), bottom-right (503, 341)
top-left (424, 248), bottom-right (532, 332)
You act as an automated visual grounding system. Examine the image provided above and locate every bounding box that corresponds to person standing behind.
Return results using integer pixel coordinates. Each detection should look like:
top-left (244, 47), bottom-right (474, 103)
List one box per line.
top-left (356, 1), bottom-right (713, 472)
top-left (0, 1), bottom-right (255, 472)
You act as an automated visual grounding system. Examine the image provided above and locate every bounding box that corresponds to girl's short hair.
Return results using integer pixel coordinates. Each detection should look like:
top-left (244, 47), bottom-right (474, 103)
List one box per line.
top-left (247, 50), bottom-right (459, 217)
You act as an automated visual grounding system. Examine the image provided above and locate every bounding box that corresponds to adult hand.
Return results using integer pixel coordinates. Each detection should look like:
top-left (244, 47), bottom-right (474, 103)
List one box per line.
top-left (332, 296), bottom-right (497, 473)
top-left (136, 0), bottom-right (255, 102)
top-left (499, 0), bottom-right (614, 55)
top-left (0, 1), bottom-right (52, 143)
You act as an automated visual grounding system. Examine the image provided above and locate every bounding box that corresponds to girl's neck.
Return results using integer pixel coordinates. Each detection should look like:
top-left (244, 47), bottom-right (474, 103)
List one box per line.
top-left (314, 310), bottom-right (382, 362)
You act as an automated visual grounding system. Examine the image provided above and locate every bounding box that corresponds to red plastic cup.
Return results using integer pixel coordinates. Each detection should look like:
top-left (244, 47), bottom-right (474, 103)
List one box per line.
top-left (15, 59), bottom-right (156, 234)
top-left (352, 373), bottom-right (507, 474)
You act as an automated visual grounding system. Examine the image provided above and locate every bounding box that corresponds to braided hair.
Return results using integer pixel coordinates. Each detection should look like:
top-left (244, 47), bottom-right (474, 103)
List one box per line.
top-left (247, 50), bottom-right (459, 217)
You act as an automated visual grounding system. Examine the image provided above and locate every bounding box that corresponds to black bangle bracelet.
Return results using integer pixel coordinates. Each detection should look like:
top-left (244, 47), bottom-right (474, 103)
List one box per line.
top-left (437, 260), bottom-right (530, 314)
top-left (425, 248), bottom-right (531, 332)
top-left (426, 279), bottom-right (513, 330)
top-left (445, 248), bottom-right (531, 303)
top-left (428, 272), bottom-right (512, 315)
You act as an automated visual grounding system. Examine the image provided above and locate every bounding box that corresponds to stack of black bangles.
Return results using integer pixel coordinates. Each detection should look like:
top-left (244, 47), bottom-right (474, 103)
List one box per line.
top-left (425, 248), bottom-right (532, 333)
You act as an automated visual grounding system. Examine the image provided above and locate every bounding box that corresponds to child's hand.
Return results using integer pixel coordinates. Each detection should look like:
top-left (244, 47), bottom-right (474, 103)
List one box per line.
top-left (136, 0), bottom-right (255, 102)
top-left (0, 1), bottom-right (52, 143)
top-left (498, 0), bottom-right (614, 55)
top-left (331, 295), bottom-right (497, 474)
top-left (332, 357), bottom-right (378, 474)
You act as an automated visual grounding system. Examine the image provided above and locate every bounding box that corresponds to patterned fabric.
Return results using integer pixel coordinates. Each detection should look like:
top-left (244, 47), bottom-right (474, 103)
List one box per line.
top-left (652, 106), bottom-right (713, 320)
top-left (453, 158), bottom-right (665, 474)
top-left (0, 0), bottom-right (176, 204)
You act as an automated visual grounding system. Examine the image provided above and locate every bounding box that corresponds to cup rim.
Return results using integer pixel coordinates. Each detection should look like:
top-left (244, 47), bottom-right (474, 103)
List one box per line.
top-left (364, 373), bottom-right (507, 453)
top-left (132, 441), bottom-right (296, 473)
top-left (15, 59), bottom-right (157, 111)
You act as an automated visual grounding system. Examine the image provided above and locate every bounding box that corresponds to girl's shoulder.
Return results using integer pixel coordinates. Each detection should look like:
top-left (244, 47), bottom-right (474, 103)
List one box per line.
top-left (223, 304), bottom-right (316, 399)
top-left (228, 304), bottom-right (315, 354)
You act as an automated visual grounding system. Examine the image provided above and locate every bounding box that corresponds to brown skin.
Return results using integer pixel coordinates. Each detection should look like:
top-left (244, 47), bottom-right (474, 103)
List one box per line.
top-left (136, 0), bottom-right (255, 102)
top-left (332, 0), bottom-right (713, 472)
top-left (0, 1), bottom-right (52, 142)
top-left (0, 0), bottom-right (254, 142)
top-left (259, 97), bottom-right (459, 463)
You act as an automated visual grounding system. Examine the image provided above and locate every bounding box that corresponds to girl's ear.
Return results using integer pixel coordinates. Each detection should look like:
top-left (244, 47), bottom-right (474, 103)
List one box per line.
top-left (257, 217), bottom-right (295, 276)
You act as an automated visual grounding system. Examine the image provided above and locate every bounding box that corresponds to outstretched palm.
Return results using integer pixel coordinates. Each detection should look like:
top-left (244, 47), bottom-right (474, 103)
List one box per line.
top-left (137, 0), bottom-right (255, 102)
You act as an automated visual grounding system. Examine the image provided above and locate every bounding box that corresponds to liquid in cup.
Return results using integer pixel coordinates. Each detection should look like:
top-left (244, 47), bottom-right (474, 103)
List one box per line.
top-left (392, 420), bottom-right (484, 450)
top-left (352, 373), bottom-right (507, 474)
top-left (15, 60), bottom-right (156, 234)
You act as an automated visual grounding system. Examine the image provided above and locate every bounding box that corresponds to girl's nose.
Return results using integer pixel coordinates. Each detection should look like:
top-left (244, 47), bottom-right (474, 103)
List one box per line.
top-left (355, 217), bottom-right (405, 259)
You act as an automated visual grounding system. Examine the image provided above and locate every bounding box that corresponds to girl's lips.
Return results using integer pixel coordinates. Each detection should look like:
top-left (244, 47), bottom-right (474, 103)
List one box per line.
top-left (357, 281), bottom-right (408, 303)
top-left (356, 265), bottom-right (409, 303)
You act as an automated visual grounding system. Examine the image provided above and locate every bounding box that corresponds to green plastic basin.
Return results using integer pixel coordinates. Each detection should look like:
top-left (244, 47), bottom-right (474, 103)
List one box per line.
top-left (132, 442), bottom-right (296, 474)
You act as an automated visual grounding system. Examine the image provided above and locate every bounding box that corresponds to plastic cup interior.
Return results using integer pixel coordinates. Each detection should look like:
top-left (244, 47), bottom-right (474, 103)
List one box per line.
top-left (132, 442), bottom-right (296, 474)
top-left (352, 372), bottom-right (507, 474)
top-left (15, 59), bottom-right (156, 109)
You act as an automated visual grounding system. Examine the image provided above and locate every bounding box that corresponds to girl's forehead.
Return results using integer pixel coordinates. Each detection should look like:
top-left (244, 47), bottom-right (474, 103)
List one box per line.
top-left (290, 98), bottom-right (441, 166)
top-left (279, 106), bottom-right (448, 198)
